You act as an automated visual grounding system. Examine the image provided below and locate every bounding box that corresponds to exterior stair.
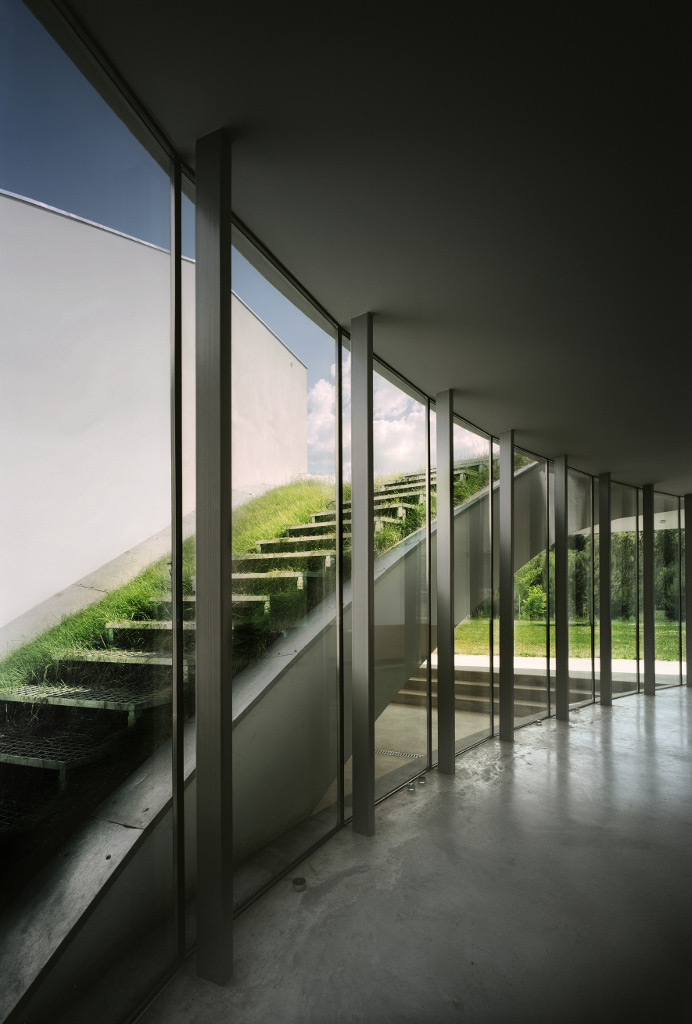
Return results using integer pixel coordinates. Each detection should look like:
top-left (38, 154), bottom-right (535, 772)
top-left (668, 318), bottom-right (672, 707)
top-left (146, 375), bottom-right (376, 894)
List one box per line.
top-left (0, 463), bottom-right (478, 831)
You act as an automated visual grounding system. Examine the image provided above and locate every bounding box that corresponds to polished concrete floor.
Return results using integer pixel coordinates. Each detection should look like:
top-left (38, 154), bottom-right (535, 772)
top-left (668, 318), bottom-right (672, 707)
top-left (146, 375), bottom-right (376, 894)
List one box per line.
top-left (138, 688), bottom-right (692, 1024)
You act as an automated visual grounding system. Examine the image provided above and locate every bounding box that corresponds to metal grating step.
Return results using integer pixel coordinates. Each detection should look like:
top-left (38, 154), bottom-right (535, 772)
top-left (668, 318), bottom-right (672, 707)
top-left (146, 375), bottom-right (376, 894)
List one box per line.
top-left (0, 682), bottom-right (171, 723)
top-left (0, 732), bottom-right (111, 790)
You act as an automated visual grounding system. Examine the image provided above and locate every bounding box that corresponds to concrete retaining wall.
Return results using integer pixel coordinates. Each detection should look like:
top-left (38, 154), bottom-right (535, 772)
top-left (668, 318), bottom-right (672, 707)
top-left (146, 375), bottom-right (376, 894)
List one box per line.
top-left (0, 192), bottom-right (306, 629)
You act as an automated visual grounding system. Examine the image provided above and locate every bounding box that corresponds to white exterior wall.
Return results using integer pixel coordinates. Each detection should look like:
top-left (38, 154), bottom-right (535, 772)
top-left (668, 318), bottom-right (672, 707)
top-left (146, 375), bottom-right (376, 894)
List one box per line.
top-left (0, 193), bottom-right (306, 629)
top-left (231, 295), bottom-right (307, 503)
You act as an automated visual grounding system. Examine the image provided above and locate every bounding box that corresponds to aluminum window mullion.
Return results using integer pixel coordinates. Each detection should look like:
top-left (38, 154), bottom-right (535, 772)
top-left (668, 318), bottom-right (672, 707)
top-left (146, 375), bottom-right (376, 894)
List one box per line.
top-left (435, 390), bottom-right (455, 774)
top-left (679, 499), bottom-right (683, 685)
top-left (350, 313), bottom-right (375, 836)
top-left (554, 456), bottom-right (569, 721)
top-left (489, 438), bottom-right (496, 737)
top-left (426, 399), bottom-right (433, 770)
top-left (336, 329), bottom-right (345, 825)
top-left (685, 494), bottom-right (692, 688)
top-left (643, 484), bottom-right (655, 696)
top-left (499, 430), bottom-right (514, 741)
top-left (599, 473), bottom-right (612, 706)
top-left (169, 158), bottom-right (185, 960)
top-left (195, 127), bottom-right (234, 984)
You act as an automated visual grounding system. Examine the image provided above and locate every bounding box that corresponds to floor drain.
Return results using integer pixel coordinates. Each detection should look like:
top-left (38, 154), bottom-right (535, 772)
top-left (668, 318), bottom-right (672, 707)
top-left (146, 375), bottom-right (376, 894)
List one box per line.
top-left (375, 749), bottom-right (423, 759)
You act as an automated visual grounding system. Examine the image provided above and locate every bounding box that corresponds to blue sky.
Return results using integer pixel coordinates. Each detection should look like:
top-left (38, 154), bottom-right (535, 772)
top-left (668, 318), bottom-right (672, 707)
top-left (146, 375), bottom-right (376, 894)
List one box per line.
top-left (1, 0), bottom-right (487, 478)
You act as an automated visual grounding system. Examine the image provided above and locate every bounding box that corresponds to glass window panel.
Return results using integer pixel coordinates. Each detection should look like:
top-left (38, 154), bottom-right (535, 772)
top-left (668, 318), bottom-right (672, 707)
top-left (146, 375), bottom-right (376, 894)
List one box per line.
top-left (638, 489), bottom-right (644, 690)
top-left (342, 338), bottom-right (352, 817)
top-left (452, 423), bottom-right (492, 752)
top-left (548, 462), bottom-right (555, 713)
top-left (513, 450), bottom-right (550, 726)
top-left (372, 367), bottom-right (428, 798)
top-left (611, 483), bottom-right (639, 697)
top-left (429, 406), bottom-right (437, 761)
top-left (230, 233), bottom-right (339, 907)
top-left (682, 505), bottom-right (687, 685)
top-left (0, 0), bottom-right (175, 1010)
top-left (568, 470), bottom-right (595, 706)
top-left (181, 195), bottom-right (197, 949)
top-left (654, 493), bottom-right (681, 688)
top-left (491, 441), bottom-right (500, 723)
top-left (593, 488), bottom-right (601, 700)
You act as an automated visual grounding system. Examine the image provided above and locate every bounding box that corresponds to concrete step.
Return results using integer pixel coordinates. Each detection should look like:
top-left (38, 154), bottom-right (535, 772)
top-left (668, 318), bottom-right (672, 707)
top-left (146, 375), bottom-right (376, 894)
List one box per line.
top-left (399, 468), bottom-right (468, 483)
top-left (232, 570), bottom-right (323, 608)
top-left (376, 481), bottom-right (428, 494)
top-left (50, 652), bottom-right (194, 686)
top-left (310, 502), bottom-right (416, 522)
top-left (393, 689), bottom-right (545, 716)
top-left (342, 490), bottom-right (425, 508)
top-left (148, 594), bottom-right (196, 620)
top-left (105, 620), bottom-right (196, 653)
top-left (232, 551), bottom-right (335, 573)
top-left (231, 571), bottom-right (310, 594)
top-left (288, 517), bottom-right (391, 536)
top-left (256, 534), bottom-right (345, 554)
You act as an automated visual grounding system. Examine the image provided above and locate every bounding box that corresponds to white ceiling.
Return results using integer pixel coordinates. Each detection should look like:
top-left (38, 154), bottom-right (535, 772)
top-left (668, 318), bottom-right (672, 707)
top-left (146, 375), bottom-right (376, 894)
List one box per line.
top-left (45, 1), bottom-right (691, 492)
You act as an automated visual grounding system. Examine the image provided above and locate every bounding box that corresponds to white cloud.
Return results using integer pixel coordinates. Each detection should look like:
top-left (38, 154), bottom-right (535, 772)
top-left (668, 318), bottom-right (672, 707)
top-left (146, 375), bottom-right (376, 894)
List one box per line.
top-left (306, 375), bottom-right (338, 475)
top-left (306, 355), bottom-right (490, 481)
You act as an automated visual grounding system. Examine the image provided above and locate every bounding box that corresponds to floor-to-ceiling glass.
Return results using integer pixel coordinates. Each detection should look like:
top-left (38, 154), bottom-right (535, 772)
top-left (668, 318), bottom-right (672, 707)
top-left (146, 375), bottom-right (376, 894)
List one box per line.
top-left (452, 422), bottom-right (493, 750)
top-left (372, 365), bottom-right (429, 798)
top-left (341, 337), bottom-right (353, 817)
top-left (229, 230), bottom-right (340, 907)
top-left (568, 470), bottom-right (595, 706)
top-left (429, 405), bottom-right (438, 761)
top-left (513, 449), bottom-right (550, 725)
top-left (611, 483), bottom-right (639, 697)
top-left (491, 440), bottom-right (500, 727)
top-left (180, 186), bottom-right (197, 947)
top-left (654, 493), bottom-right (681, 687)
top-left (0, 0), bottom-right (176, 1015)
top-left (682, 503), bottom-right (687, 686)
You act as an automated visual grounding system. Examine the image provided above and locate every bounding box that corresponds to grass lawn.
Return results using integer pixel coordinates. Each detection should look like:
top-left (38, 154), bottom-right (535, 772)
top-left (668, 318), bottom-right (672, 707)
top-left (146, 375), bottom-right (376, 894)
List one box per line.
top-left (455, 617), bottom-right (681, 660)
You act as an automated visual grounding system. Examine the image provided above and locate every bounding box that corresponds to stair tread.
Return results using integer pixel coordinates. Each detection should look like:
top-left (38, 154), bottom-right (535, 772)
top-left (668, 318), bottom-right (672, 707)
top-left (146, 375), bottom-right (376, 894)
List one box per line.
top-left (0, 682), bottom-right (170, 711)
top-left (233, 551), bottom-right (335, 564)
top-left (232, 571), bottom-right (313, 579)
top-left (54, 651), bottom-right (193, 666)
top-left (0, 731), bottom-right (111, 768)
top-left (258, 535), bottom-right (342, 545)
top-left (106, 619), bottom-right (196, 629)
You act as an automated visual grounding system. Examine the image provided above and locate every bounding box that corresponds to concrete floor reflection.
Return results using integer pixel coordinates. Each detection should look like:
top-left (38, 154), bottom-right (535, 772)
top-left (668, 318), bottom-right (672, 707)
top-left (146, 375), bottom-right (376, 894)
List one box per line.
top-left (139, 688), bottom-right (692, 1024)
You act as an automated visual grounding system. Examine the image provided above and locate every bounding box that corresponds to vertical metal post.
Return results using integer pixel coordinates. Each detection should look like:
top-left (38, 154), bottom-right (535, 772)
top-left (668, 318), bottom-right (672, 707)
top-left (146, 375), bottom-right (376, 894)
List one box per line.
top-left (599, 473), bottom-right (612, 706)
top-left (545, 462), bottom-right (551, 716)
top-left (643, 484), bottom-right (656, 695)
top-left (351, 313), bottom-right (375, 836)
top-left (195, 128), bottom-right (234, 984)
top-left (335, 329), bottom-right (345, 823)
top-left (554, 456), bottom-right (569, 720)
top-left (436, 391), bottom-right (455, 774)
top-left (678, 499), bottom-right (683, 685)
top-left (590, 478), bottom-right (596, 701)
top-left (636, 489), bottom-right (641, 691)
top-left (488, 438), bottom-right (496, 736)
top-left (499, 430), bottom-right (515, 741)
top-left (685, 494), bottom-right (692, 687)
top-left (425, 399), bottom-right (433, 769)
top-left (170, 159), bottom-right (185, 958)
